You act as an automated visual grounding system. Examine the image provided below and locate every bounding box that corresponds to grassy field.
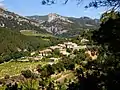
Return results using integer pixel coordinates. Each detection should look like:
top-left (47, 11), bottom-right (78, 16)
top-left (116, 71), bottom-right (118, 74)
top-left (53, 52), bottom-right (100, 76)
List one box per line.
top-left (0, 61), bottom-right (47, 78)
top-left (20, 30), bottom-right (54, 37)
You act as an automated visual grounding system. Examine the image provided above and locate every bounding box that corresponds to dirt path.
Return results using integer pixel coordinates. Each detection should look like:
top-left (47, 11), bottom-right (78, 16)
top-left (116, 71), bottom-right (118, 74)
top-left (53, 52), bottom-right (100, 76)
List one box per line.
top-left (56, 72), bottom-right (74, 83)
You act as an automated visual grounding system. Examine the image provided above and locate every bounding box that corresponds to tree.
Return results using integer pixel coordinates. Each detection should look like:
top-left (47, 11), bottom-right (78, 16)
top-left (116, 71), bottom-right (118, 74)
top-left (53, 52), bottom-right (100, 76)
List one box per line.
top-left (11, 52), bottom-right (24, 59)
top-left (41, 0), bottom-right (120, 10)
top-left (20, 79), bottom-right (38, 90)
top-left (0, 56), bottom-right (4, 64)
top-left (4, 75), bottom-right (10, 79)
top-left (5, 82), bottom-right (22, 90)
top-left (21, 69), bottom-right (33, 78)
top-left (92, 15), bottom-right (120, 54)
top-left (66, 48), bottom-right (72, 53)
top-left (85, 0), bottom-right (120, 9)
top-left (36, 64), bottom-right (42, 73)
top-left (73, 49), bottom-right (78, 54)
top-left (53, 48), bottom-right (60, 56)
top-left (100, 10), bottom-right (120, 23)
top-left (3, 55), bottom-right (12, 62)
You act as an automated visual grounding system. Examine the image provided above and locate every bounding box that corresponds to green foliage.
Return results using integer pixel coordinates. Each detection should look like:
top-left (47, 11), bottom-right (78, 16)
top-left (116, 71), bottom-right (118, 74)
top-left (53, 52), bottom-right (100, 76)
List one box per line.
top-left (66, 48), bottom-right (72, 53)
top-left (36, 64), bottom-right (42, 73)
top-left (66, 11), bottom-right (120, 90)
top-left (53, 49), bottom-right (60, 56)
top-left (21, 69), bottom-right (33, 78)
top-left (73, 49), bottom-right (78, 54)
top-left (0, 56), bottom-right (4, 64)
top-left (92, 16), bottom-right (120, 53)
top-left (5, 83), bottom-right (21, 90)
top-left (0, 61), bottom-right (46, 78)
top-left (0, 27), bottom-right (64, 63)
top-left (3, 55), bottom-right (12, 62)
top-left (85, 0), bottom-right (120, 9)
top-left (4, 75), bottom-right (10, 79)
top-left (41, 64), bottom-right (55, 77)
top-left (20, 79), bottom-right (38, 90)
top-left (100, 11), bottom-right (120, 23)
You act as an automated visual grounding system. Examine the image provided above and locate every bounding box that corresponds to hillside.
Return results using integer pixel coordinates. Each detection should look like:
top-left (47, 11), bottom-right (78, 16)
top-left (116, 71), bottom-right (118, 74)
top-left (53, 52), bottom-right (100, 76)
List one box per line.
top-left (0, 27), bottom-right (57, 63)
top-left (0, 27), bottom-right (48, 53)
top-left (0, 8), bottom-right (48, 34)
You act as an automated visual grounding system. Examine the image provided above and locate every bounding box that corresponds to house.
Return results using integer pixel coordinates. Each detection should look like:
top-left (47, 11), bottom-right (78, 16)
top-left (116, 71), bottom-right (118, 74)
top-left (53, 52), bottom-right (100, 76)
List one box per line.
top-left (48, 62), bottom-right (54, 65)
top-left (85, 50), bottom-right (98, 60)
top-left (73, 45), bottom-right (87, 51)
top-left (31, 52), bottom-right (36, 56)
top-left (49, 45), bottom-right (61, 50)
top-left (39, 49), bottom-right (52, 56)
top-left (81, 38), bottom-right (89, 44)
top-left (58, 44), bottom-right (66, 49)
top-left (60, 49), bottom-right (70, 56)
top-left (59, 48), bottom-right (70, 56)
top-left (64, 42), bottom-right (78, 49)
top-left (49, 57), bottom-right (60, 62)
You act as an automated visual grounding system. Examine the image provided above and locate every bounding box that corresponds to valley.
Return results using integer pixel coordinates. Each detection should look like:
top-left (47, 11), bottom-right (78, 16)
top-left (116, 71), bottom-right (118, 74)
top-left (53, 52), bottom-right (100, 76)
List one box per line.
top-left (0, 0), bottom-right (119, 90)
top-left (0, 34), bottom-right (98, 89)
top-left (0, 7), bottom-right (100, 90)
top-left (0, 2), bottom-right (117, 89)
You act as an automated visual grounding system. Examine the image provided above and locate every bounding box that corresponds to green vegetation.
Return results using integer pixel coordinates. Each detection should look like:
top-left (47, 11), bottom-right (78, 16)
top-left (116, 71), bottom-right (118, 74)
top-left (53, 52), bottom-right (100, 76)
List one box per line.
top-left (0, 27), bottom-right (48, 53)
top-left (0, 27), bottom-right (65, 63)
top-left (1, 1), bottom-right (120, 89)
top-left (0, 61), bottom-right (47, 78)
top-left (20, 30), bottom-right (54, 37)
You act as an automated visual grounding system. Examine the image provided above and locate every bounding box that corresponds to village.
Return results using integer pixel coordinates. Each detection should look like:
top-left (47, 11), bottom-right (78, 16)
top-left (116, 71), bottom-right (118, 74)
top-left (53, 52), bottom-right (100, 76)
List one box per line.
top-left (18, 38), bottom-right (98, 64)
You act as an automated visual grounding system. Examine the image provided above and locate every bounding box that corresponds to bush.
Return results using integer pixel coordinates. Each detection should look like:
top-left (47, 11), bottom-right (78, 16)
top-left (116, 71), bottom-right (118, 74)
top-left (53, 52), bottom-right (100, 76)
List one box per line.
top-left (73, 49), bottom-right (78, 54)
top-left (4, 75), bottom-right (10, 79)
top-left (3, 55), bottom-right (12, 62)
top-left (66, 48), bottom-right (72, 53)
top-left (53, 49), bottom-right (60, 56)
top-left (0, 56), bottom-right (4, 64)
top-left (11, 52), bottom-right (24, 59)
top-left (21, 70), bottom-right (32, 78)
top-left (36, 64), bottom-right (42, 73)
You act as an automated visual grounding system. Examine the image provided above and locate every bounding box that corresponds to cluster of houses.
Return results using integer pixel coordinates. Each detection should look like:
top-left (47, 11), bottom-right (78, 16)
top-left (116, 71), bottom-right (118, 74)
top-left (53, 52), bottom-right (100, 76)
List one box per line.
top-left (39, 42), bottom-right (79, 57)
top-left (30, 38), bottom-right (98, 62)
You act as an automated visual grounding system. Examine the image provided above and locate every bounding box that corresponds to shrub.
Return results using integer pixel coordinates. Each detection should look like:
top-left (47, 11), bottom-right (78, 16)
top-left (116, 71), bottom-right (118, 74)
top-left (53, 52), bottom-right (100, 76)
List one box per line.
top-left (21, 70), bottom-right (32, 78)
top-left (0, 56), bottom-right (4, 64)
top-left (4, 75), bottom-right (10, 79)
top-left (66, 48), bottom-right (72, 53)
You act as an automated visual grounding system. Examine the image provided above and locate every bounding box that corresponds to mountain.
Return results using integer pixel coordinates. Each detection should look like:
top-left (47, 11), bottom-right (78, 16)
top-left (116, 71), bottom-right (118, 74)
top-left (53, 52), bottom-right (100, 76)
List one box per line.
top-left (0, 7), bottom-right (99, 37)
top-left (0, 8), bottom-right (48, 34)
top-left (27, 13), bottom-right (100, 37)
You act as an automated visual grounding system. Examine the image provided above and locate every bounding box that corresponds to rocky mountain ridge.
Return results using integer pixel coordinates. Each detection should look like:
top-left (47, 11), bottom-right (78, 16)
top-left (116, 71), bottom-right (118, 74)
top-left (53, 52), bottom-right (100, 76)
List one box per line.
top-left (0, 8), bottom-right (48, 33)
top-left (27, 13), bottom-right (100, 36)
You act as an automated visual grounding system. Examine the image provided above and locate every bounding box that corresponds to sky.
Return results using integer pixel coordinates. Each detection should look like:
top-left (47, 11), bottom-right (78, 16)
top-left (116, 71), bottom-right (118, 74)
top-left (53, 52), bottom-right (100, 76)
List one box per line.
top-left (1, 0), bottom-right (108, 19)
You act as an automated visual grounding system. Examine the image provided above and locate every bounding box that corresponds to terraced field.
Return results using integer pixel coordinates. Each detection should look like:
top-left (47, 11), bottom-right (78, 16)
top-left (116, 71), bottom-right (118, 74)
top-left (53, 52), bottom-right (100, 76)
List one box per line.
top-left (0, 61), bottom-right (47, 78)
top-left (20, 30), bottom-right (54, 37)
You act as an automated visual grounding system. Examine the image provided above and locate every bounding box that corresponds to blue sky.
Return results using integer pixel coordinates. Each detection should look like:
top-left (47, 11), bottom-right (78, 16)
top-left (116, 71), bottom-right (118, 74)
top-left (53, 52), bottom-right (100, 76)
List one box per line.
top-left (2, 0), bottom-right (107, 19)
